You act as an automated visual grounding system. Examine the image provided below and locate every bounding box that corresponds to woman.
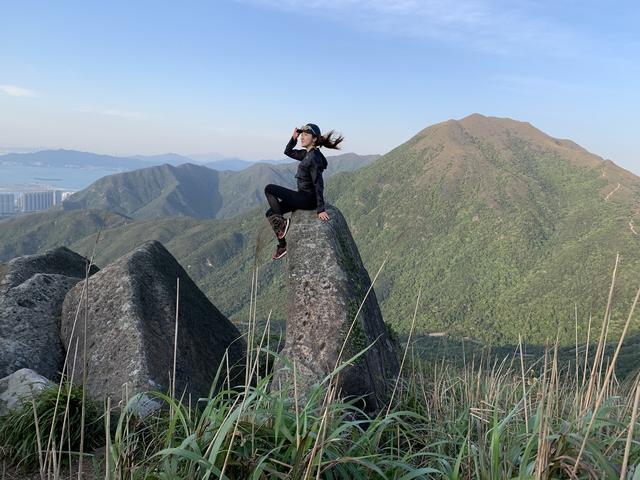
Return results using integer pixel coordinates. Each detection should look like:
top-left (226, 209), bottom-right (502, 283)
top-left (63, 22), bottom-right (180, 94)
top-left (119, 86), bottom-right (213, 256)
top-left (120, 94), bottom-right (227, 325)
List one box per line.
top-left (264, 123), bottom-right (344, 260)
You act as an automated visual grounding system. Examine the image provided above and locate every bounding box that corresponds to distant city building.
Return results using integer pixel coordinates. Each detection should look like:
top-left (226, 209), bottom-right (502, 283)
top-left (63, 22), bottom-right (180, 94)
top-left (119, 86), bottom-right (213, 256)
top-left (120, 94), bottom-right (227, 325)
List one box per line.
top-left (21, 191), bottom-right (55, 212)
top-left (4, 189), bottom-right (72, 215)
top-left (0, 193), bottom-right (15, 217)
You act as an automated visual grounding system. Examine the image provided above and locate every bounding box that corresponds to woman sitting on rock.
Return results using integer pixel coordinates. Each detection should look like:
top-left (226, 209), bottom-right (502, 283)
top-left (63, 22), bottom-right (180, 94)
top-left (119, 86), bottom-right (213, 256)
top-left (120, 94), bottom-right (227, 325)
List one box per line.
top-left (264, 123), bottom-right (344, 260)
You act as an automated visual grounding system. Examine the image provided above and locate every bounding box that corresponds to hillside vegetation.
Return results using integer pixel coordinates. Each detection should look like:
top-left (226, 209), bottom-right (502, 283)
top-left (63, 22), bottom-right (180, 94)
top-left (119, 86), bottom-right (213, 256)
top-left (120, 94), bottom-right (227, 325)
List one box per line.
top-left (327, 114), bottom-right (640, 344)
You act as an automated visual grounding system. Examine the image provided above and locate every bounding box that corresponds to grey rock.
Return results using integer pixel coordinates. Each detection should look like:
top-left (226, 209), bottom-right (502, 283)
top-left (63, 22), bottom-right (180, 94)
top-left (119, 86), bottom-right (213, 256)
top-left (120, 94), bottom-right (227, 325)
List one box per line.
top-left (0, 368), bottom-right (53, 417)
top-left (0, 273), bottom-right (81, 379)
top-left (0, 247), bottom-right (97, 380)
top-left (125, 393), bottom-right (164, 418)
top-left (271, 205), bottom-right (399, 413)
top-left (0, 246), bottom-right (98, 294)
top-left (60, 240), bottom-right (246, 410)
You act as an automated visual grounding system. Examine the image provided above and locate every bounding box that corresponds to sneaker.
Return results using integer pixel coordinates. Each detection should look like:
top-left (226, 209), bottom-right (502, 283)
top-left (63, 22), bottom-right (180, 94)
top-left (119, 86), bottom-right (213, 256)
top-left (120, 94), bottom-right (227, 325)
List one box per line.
top-left (276, 217), bottom-right (290, 240)
top-left (272, 244), bottom-right (287, 260)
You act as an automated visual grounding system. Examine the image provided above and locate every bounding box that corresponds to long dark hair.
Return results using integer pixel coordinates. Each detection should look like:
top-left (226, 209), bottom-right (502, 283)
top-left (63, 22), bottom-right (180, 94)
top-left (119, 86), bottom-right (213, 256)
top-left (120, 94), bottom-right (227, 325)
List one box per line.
top-left (315, 130), bottom-right (344, 149)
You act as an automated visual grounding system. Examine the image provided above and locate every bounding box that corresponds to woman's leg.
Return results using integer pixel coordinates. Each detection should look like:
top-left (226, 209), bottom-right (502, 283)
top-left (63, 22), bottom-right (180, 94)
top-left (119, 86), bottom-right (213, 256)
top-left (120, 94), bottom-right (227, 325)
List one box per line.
top-left (264, 184), bottom-right (317, 213)
top-left (264, 183), bottom-right (308, 215)
top-left (265, 184), bottom-right (292, 215)
top-left (264, 184), bottom-right (316, 247)
top-left (265, 184), bottom-right (295, 247)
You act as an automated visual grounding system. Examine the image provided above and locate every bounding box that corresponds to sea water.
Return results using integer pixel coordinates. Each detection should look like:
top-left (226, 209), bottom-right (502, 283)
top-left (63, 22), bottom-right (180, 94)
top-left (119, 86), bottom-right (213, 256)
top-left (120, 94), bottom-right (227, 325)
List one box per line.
top-left (0, 165), bottom-right (124, 191)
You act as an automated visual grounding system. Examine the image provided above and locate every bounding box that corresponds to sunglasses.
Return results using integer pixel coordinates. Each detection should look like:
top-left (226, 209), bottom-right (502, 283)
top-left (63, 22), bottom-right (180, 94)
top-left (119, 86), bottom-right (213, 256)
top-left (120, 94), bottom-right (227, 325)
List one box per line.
top-left (296, 125), bottom-right (314, 134)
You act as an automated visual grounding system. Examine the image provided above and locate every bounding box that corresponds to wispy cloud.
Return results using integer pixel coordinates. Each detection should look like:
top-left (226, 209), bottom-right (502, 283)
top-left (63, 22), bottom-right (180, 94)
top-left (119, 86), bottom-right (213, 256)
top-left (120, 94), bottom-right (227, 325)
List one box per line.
top-left (235, 0), bottom-right (578, 56)
top-left (75, 106), bottom-right (148, 119)
top-left (0, 84), bottom-right (36, 97)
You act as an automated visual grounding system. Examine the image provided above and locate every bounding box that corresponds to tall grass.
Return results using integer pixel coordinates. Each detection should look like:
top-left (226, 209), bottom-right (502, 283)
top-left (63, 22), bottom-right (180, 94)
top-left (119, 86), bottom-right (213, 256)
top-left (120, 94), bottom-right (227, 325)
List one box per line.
top-left (1, 241), bottom-right (639, 479)
top-left (3, 332), bottom-right (638, 479)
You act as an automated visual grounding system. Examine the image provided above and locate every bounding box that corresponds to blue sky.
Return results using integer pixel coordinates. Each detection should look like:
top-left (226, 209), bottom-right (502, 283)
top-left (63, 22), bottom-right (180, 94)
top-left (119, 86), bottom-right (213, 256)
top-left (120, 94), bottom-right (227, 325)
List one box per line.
top-left (1, 0), bottom-right (639, 172)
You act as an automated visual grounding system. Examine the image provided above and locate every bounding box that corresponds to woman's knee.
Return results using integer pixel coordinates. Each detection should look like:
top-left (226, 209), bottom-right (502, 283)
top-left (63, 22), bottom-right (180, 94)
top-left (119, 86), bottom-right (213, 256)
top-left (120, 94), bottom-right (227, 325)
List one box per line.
top-left (264, 183), bottom-right (274, 195)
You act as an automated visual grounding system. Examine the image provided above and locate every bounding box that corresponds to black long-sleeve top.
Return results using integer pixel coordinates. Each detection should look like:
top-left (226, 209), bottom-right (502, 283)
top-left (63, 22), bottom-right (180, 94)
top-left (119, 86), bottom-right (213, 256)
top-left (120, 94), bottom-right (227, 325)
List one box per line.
top-left (284, 135), bottom-right (328, 213)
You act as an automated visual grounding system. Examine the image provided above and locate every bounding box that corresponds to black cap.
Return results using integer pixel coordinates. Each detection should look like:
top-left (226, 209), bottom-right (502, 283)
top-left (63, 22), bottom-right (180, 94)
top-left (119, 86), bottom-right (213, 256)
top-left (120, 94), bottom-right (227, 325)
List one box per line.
top-left (296, 123), bottom-right (321, 137)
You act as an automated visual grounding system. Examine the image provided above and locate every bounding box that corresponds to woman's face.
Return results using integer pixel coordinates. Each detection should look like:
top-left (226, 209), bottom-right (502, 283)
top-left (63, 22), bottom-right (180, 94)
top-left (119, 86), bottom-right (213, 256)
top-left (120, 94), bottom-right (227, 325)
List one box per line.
top-left (300, 131), bottom-right (316, 148)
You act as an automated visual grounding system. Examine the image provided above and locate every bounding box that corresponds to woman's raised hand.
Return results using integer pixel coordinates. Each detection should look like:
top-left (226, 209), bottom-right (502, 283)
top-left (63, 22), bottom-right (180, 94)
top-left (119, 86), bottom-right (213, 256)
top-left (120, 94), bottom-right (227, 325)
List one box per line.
top-left (292, 127), bottom-right (300, 140)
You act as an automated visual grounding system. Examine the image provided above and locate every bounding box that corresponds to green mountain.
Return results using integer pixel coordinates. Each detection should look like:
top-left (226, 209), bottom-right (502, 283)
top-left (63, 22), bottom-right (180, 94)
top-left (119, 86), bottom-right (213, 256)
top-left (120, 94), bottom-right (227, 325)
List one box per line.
top-left (326, 114), bottom-right (640, 344)
top-left (63, 163), bottom-right (224, 219)
top-left (62, 152), bottom-right (379, 220)
top-left (2, 114), bottom-right (639, 347)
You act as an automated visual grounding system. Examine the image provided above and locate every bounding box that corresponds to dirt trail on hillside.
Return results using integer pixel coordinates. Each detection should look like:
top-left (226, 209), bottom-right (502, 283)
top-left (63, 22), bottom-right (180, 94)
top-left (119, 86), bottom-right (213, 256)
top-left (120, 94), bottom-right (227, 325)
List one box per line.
top-left (601, 181), bottom-right (639, 237)
top-left (604, 182), bottom-right (620, 201)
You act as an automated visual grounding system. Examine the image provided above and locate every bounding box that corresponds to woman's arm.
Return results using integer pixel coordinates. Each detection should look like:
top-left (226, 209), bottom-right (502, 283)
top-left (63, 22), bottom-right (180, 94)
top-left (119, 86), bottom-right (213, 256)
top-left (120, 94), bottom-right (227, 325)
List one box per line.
top-left (284, 135), bottom-right (306, 161)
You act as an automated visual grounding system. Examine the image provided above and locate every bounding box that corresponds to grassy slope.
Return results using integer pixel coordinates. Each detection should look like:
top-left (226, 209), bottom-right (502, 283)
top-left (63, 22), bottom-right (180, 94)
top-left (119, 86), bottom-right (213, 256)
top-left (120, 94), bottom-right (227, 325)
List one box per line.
top-left (0, 209), bottom-right (130, 260)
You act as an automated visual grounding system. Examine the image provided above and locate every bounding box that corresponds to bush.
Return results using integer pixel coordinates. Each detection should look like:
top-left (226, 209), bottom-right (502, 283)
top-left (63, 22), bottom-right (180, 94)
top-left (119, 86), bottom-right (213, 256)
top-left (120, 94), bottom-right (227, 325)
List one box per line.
top-left (0, 378), bottom-right (104, 472)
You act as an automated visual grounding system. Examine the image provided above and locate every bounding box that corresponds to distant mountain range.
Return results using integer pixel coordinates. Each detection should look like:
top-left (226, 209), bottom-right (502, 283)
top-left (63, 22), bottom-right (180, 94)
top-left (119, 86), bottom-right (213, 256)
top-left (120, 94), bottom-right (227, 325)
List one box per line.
top-left (187, 152), bottom-right (257, 171)
top-left (0, 148), bottom-right (356, 173)
top-left (61, 152), bottom-right (380, 219)
top-left (131, 153), bottom-right (261, 171)
top-left (2, 114), bottom-right (638, 349)
top-left (0, 146), bottom-right (48, 155)
top-left (0, 149), bottom-right (151, 170)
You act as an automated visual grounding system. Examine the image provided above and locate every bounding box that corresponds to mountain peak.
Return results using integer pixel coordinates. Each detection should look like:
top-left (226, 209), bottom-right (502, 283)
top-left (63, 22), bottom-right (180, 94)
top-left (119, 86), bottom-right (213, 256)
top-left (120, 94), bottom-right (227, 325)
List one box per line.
top-left (457, 113), bottom-right (538, 134)
top-left (407, 113), bottom-right (606, 172)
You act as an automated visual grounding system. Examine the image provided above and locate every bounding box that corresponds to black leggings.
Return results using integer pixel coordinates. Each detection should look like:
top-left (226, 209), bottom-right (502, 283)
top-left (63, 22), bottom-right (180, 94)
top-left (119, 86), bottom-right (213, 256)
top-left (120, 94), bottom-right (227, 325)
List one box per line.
top-left (264, 183), bottom-right (316, 245)
top-left (264, 183), bottom-right (316, 217)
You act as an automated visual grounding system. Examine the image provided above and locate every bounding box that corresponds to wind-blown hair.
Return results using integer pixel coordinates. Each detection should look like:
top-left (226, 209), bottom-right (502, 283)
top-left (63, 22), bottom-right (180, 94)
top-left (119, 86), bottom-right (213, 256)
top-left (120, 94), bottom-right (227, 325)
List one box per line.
top-left (315, 130), bottom-right (344, 150)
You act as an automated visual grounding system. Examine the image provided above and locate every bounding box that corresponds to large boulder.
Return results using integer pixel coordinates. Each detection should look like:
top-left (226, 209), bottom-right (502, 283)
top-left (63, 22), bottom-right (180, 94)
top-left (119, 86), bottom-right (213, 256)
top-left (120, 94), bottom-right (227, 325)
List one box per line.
top-left (271, 205), bottom-right (399, 413)
top-left (60, 240), bottom-right (246, 410)
top-left (0, 246), bottom-right (98, 293)
top-left (0, 274), bottom-right (82, 379)
top-left (0, 247), bottom-right (98, 379)
top-left (0, 368), bottom-right (54, 417)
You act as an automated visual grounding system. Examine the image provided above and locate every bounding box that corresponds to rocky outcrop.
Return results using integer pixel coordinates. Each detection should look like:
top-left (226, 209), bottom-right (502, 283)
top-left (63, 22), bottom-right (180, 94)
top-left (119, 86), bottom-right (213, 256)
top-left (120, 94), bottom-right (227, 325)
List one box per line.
top-left (0, 274), bottom-right (82, 379)
top-left (60, 240), bottom-right (246, 410)
top-left (0, 247), bottom-right (98, 379)
top-left (0, 368), bottom-right (54, 417)
top-left (0, 246), bottom-right (97, 293)
top-left (271, 205), bottom-right (399, 413)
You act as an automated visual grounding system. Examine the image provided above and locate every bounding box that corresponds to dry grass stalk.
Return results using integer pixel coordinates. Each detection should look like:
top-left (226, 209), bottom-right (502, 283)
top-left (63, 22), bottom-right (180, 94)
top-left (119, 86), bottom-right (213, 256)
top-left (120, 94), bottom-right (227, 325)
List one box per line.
top-left (583, 254), bottom-right (619, 414)
top-left (620, 378), bottom-right (640, 480)
top-left (572, 282), bottom-right (640, 476)
top-left (387, 285), bottom-right (422, 416)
